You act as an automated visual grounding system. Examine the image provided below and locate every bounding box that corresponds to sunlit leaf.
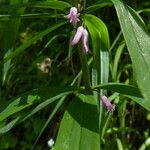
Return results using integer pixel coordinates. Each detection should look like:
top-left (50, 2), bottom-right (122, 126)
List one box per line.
top-left (84, 14), bottom-right (110, 131)
top-left (111, 0), bottom-right (150, 106)
top-left (0, 86), bottom-right (77, 122)
top-left (54, 94), bottom-right (100, 150)
top-left (0, 117), bottom-right (20, 134)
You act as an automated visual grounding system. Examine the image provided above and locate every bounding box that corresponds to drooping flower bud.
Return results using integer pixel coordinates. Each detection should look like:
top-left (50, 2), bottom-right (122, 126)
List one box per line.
top-left (71, 26), bottom-right (90, 54)
top-left (82, 28), bottom-right (90, 53)
top-left (64, 7), bottom-right (80, 26)
top-left (101, 96), bottom-right (115, 112)
top-left (72, 26), bottom-right (84, 45)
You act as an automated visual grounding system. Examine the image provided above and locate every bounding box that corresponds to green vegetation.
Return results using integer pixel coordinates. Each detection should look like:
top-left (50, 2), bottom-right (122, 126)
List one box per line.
top-left (0, 0), bottom-right (150, 149)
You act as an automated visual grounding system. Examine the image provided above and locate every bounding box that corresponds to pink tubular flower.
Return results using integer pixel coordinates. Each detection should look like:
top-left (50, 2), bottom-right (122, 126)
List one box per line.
top-left (101, 96), bottom-right (115, 112)
top-left (82, 28), bottom-right (90, 53)
top-left (72, 26), bottom-right (90, 53)
top-left (64, 7), bottom-right (80, 26)
top-left (72, 26), bottom-right (84, 45)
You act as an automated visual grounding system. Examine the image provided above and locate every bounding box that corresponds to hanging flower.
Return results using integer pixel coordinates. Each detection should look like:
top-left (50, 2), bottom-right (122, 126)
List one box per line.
top-left (72, 26), bottom-right (84, 45)
top-left (64, 7), bottom-right (80, 26)
top-left (101, 96), bottom-right (115, 112)
top-left (72, 26), bottom-right (90, 53)
top-left (82, 28), bottom-right (90, 53)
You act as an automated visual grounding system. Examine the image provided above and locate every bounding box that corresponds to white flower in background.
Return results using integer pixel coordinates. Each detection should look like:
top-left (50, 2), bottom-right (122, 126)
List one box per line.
top-left (47, 138), bottom-right (55, 148)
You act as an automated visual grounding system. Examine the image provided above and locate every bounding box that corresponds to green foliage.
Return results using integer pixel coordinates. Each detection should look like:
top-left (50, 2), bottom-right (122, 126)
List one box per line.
top-left (84, 14), bottom-right (110, 135)
top-left (54, 94), bottom-right (100, 150)
top-left (0, 0), bottom-right (150, 149)
top-left (111, 0), bottom-right (150, 107)
top-left (28, 1), bottom-right (71, 10)
top-left (93, 83), bottom-right (150, 111)
top-left (0, 22), bottom-right (67, 65)
top-left (0, 86), bottom-right (77, 135)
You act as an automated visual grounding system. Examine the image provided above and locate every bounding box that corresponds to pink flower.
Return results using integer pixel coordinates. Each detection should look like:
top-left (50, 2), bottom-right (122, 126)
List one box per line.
top-left (72, 26), bottom-right (90, 53)
top-left (82, 28), bottom-right (89, 53)
top-left (64, 7), bottom-right (80, 26)
top-left (72, 26), bottom-right (84, 45)
top-left (101, 96), bottom-right (115, 112)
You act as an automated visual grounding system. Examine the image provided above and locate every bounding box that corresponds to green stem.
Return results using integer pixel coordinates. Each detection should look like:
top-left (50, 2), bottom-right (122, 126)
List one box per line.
top-left (119, 98), bottom-right (127, 149)
top-left (83, 0), bottom-right (86, 9)
top-left (78, 45), bottom-right (91, 89)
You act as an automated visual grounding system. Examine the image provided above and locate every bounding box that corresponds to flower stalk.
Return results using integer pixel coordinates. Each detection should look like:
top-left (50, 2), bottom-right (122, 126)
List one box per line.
top-left (78, 44), bottom-right (91, 89)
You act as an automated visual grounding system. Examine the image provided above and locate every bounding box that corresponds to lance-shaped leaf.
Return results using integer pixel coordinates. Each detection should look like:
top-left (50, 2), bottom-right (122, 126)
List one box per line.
top-left (0, 86), bottom-right (77, 122)
top-left (111, 0), bottom-right (150, 102)
top-left (84, 14), bottom-right (110, 131)
top-left (28, 1), bottom-right (71, 10)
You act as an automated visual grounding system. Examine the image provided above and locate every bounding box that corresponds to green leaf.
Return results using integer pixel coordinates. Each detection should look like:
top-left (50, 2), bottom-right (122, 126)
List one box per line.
top-left (20, 87), bottom-right (76, 121)
top-left (116, 138), bottom-right (124, 150)
top-left (111, 43), bottom-right (125, 81)
top-left (93, 82), bottom-right (150, 111)
top-left (93, 82), bottom-right (142, 97)
top-left (0, 0), bottom-right (28, 83)
top-left (0, 13), bottom-right (64, 21)
top-left (0, 117), bottom-right (20, 134)
top-left (111, 0), bottom-right (150, 102)
top-left (139, 137), bottom-right (150, 150)
top-left (0, 86), bottom-right (77, 122)
top-left (54, 94), bottom-right (100, 150)
top-left (84, 14), bottom-right (110, 50)
top-left (138, 8), bottom-right (150, 14)
top-left (84, 14), bottom-right (110, 131)
top-left (28, 1), bottom-right (71, 10)
top-left (84, 14), bottom-right (110, 90)
top-left (85, 0), bottom-right (112, 13)
top-left (0, 1), bottom-right (71, 12)
top-left (31, 97), bottom-right (66, 149)
top-left (0, 21), bottom-right (67, 65)
top-left (0, 90), bottom-right (39, 122)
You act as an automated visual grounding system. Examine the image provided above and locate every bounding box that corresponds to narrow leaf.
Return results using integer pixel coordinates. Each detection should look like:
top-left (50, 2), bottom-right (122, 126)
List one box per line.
top-left (28, 1), bottom-right (71, 10)
top-left (93, 82), bottom-right (150, 111)
top-left (111, 0), bottom-right (150, 102)
top-left (85, 0), bottom-right (112, 13)
top-left (84, 14), bottom-right (110, 131)
top-left (0, 86), bottom-right (77, 122)
top-left (0, 117), bottom-right (20, 134)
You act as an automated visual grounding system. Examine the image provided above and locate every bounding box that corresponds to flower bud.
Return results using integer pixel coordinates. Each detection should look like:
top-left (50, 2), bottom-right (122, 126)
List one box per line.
top-left (72, 26), bottom-right (84, 45)
top-left (101, 96), bottom-right (115, 112)
top-left (82, 28), bottom-right (90, 53)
